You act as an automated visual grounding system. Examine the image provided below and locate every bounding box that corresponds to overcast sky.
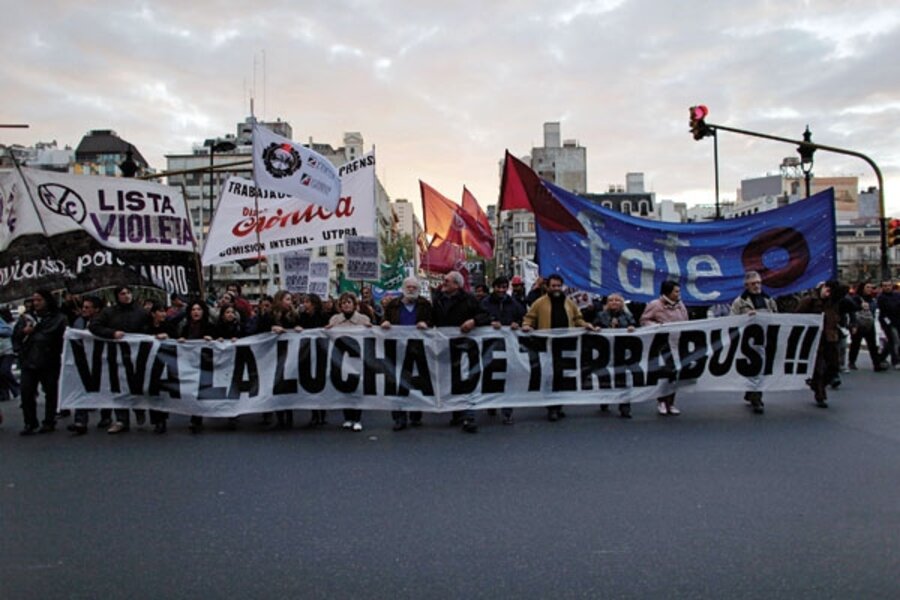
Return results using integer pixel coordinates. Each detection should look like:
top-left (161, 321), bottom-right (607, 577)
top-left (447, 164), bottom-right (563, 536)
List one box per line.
top-left (2, 0), bottom-right (899, 216)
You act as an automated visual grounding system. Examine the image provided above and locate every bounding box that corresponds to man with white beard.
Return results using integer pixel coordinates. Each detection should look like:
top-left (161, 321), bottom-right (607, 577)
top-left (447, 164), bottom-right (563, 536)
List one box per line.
top-left (381, 277), bottom-right (433, 430)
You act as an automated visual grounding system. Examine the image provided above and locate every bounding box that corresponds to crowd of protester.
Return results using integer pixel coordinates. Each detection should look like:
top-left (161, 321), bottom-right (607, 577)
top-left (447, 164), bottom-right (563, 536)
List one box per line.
top-left (1, 273), bottom-right (898, 435)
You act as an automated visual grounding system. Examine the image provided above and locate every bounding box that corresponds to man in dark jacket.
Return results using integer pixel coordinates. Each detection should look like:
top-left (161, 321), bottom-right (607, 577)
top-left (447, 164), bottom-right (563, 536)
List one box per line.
top-left (877, 279), bottom-right (900, 368)
top-left (381, 276), bottom-right (433, 430)
top-left (89, 286), bottom-right (152, 433)
top-left (68, 295), bottom-right (106, 434)
top-left (14, 289), bottom-right (67, 435)
top-left (480, 276), bottom-right (525, 424)
top-left (432, 271), bottom-right (490, 433)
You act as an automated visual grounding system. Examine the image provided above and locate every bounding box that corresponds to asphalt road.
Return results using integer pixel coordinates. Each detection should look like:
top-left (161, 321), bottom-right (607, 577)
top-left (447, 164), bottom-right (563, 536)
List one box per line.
top-left (2, 357), bottom-right (899, 599)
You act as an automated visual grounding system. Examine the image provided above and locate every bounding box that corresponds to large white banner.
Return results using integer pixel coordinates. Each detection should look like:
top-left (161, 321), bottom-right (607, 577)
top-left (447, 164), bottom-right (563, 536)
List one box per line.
top-left (202, 151), bottom-right (376, 265)
top-left (251, 124), bottom-right (341, 210)
top-left (0, 168), bottom-right (199, 300)
top-left (60, 314), bottom-right (823, 417)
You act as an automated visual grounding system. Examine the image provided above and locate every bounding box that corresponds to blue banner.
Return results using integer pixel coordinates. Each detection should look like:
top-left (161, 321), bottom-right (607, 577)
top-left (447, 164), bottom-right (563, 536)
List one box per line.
top-left (536, 184), bottom-right (836, 305)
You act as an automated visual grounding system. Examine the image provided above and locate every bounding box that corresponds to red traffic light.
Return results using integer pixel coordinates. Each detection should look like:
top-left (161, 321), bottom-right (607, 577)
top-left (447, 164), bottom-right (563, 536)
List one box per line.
top-left (689, 105), bottom-right (711, 140)
top-left (888, 218), bottom-right (900, 247)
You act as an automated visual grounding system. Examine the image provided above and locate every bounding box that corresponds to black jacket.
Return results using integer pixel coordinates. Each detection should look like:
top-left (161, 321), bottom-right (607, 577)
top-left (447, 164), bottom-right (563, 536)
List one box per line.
top-left (480, 294), bottom-right (525, 326)
top-left (15, 310), bottom-right (67, 371)
top-left (432, 290), bottom-right (489, 328)
top-left (90, 302), bottom-right (151, 338)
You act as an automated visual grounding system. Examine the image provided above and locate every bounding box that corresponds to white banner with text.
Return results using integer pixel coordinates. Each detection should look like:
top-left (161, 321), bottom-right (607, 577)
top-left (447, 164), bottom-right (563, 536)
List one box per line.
top-left (59, 314), bottom-right (823, 416)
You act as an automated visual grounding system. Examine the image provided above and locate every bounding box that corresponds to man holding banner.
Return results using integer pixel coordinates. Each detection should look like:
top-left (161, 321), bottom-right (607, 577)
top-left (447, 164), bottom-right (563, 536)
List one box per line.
top-left (432, 271), bottom-right (490, 433)
top-left (521, 274), bottom-right (595, 422)
top-left (731, 271), bottom-right (778, 414)
top-left (381, 277), bottom-right (433, 431)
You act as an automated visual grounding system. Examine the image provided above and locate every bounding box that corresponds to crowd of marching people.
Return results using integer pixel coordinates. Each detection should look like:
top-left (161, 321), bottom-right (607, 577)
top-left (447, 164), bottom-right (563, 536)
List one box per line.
top-left (1, 272), bottom-right (898, 436)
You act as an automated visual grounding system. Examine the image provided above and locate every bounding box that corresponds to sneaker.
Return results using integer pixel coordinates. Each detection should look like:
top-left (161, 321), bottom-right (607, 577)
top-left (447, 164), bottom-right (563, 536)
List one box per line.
top-left (97, 418), bottom-right (112, 430)
top-left (657, 402), bottom-right (668, 415)
top-left (462, 419), bottom-right (478, 433)
top-left (502, 416), bottom-right (514, 425)
top-left (135, 411), bottom-right (146, 426)
top-left (667, 405), bottom-right (681, 416)
top-left (547, 410), bottom-right (559, 422)
top-left (342, 420), bottom-right (354, 429)
top-left (107, 421), bottom-right (128, 434)
top-left (38, 423), bottom-right (56, 433)
top-left (153, 422), bottom-right (167, 434)
top-left (352, 422), bottom-right (363, 432)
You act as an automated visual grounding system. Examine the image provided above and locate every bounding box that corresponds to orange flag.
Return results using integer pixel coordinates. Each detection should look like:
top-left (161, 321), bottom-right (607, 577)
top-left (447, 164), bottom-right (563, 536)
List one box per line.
top-left (420, 180), bottom-right (493, 258)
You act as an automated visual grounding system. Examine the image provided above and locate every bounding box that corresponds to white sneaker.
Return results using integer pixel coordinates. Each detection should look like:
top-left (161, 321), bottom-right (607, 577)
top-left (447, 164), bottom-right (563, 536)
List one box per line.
top-left (342, 420), bottom-right (353, 429)
top-left (352, 422), bottom-right (363, 432)
top-left (657, 402), bottom-right (668, 415)
top-left (668, 405), bottom-right (681, 416)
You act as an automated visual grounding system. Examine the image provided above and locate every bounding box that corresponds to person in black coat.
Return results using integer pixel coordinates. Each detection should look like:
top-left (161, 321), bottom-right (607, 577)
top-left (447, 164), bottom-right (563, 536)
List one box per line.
top-left (432, 271), bottom-right (490, 433)
top-left (144, 302), bottom-right (176, 434)
top-left (480, 276), bottom-right (525, 424)
top-left (15, 289), bottom-right (68, 435)
top-left (89, 286), bottom-right (152, 433)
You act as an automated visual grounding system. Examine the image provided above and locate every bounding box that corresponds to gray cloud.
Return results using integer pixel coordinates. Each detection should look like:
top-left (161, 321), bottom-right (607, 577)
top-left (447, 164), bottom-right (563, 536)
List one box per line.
top-left (2, 0), bottom-right (898, 214)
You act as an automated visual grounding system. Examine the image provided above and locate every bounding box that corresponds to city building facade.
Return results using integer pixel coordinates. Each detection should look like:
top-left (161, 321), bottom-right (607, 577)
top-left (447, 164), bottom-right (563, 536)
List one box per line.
top-left (165, 116), bottom-right (393, 298)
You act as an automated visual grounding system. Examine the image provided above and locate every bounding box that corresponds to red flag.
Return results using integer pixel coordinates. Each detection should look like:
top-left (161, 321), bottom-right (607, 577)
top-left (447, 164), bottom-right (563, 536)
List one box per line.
top-left (420, 180), bottom-right (493, 257)
top-left (461, 186), bottom-right (494, 252)
top-left (420, 238), bottom-right (466, 274)
top-left (498, 151), bottom-right (585, 234)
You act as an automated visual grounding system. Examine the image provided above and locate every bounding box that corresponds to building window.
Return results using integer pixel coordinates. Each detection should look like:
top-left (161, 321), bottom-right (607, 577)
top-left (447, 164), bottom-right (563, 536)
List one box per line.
top-left (335, 244), bottom-right (344, 256)
top-left (602, 201), bottom-right (612, 209)
top-left (318, 246), bottom-right (329, 257)
top-left (621, 201), bottom-right (632, 215)
top-left (526, 221), bottom-right (534, 233)
top-left (639, 200), bottom-right (649, 216)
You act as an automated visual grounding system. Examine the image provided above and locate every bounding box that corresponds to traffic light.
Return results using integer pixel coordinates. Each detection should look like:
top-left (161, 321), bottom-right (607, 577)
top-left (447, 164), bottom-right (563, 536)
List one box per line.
top-left (889, 218), bottom-right (900, 247)
top-left (689, 105), bottom-right (711, 140)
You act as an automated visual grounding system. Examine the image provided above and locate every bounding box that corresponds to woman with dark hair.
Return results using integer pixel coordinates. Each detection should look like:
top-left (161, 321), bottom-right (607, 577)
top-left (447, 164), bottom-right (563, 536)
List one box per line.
top-left (178, 300), bottom-right (215, 432)
top-left (297, 293), bottom-right (330, 427)
top-left (326, 292), bottom-right (372, 431)
top-left (14, 289), bottom-right (67, 435)
top-left (639, 280), bottom-right (688, 416)
top-left (270, 291), bottom-right (302, 429)
top-left (214, 305), bottom-right (245, 430)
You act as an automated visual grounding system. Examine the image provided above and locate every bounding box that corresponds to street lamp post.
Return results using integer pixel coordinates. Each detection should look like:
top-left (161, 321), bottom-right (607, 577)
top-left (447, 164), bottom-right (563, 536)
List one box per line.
top-left (798, 126), bottom-right (815, 199)
top-left (204, 139), bottom-right (237, 292)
